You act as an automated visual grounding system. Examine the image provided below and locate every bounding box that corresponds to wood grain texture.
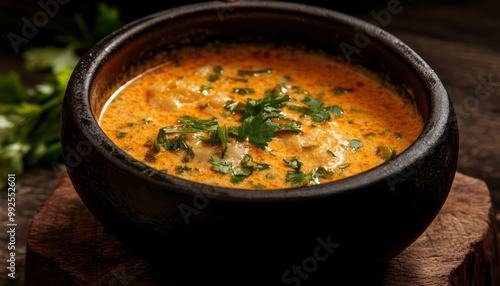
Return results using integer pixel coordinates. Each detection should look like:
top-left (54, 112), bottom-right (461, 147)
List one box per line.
top-left (25, 172), bottom-right (499, 285)
top-left (383, 173), bottom-right (499, 286)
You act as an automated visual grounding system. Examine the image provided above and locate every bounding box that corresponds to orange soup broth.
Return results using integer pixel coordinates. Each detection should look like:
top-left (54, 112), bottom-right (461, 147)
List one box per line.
top-left (99, 44), bottom-right (423, 189)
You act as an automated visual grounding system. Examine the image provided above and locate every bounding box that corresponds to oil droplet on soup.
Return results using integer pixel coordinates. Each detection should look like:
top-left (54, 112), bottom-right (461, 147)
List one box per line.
top-left (99, 44), bottom-right (424, 189)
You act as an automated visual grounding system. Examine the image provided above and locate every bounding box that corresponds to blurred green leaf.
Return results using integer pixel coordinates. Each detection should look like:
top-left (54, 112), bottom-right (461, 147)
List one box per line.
top-left (23, 46), bottom-right (79, 74)
top-left (1, 2), bottom-right (121, 190)
top-left (94, 3), bottom-right (123, 39)
top-left (0, 72), bottom-right (24, 104)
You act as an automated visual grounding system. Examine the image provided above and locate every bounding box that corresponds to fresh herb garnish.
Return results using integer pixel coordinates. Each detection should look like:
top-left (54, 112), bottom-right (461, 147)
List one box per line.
top-left (334, 86), bottom-right (353, 95)
top-left (200, 85), bottom-right (213, 92)
top-left (286, 166), bottom-right (333, 187)
top-left (156, 132), bottom-right (194, 162)
top-left (348, 139), bottom-right (363, 152)
top-left (228, 77), bottom-right (249, 82)
top-left (283, 158), bottom-right (303, 170)
top-left (376, 146), bottom-right (397, 161)
top-left (207, 65), bottom-right (223, 82)
top-left (210, 154), bottom-right (268, 184)
top-left (363, 132), bottom-right (376, 138)
top-left (210, 155), bottom-right (231, 174)
top-left (325, 105), bottom-right (344, 117)
top-left (116, 132), bottom-right (126, 139)
top-left (289, 95), bottom-right (343, 123)
top-left (234, 115), bottom-right (279, 149)
top-left (237, 68), bottom-right (273, 77)
top-left (175, 165), bottom-right (192, 174)
top-left (232, 87), bottom-right (255, 95)
top-left (339, 163), bottom-right (351, 170)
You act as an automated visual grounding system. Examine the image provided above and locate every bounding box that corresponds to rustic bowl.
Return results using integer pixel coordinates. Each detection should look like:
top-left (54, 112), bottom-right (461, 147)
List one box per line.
top-left (61, 1), bottom-right (458, 284)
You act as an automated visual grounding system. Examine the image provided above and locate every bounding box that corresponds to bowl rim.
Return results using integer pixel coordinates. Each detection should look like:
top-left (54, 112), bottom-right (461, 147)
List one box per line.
top-left (65, 1), bottom-right (451, 202)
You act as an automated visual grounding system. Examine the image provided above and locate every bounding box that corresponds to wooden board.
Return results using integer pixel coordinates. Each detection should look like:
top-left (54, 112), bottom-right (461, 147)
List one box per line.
top-left (25, 172), bottom-right (499, 285)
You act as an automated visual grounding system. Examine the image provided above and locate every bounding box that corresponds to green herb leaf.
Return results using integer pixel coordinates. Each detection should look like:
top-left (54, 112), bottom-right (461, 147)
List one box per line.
top-left (334, 86), bottom-right (353, 95)
top-left (326, 105), bottom-right (344, 117)
top-left (210, 155), bottom-right (231, 174)
top-left (200, 85), bottom-right (213, 92)
top-left (231, 167), bottom-right (253, 184)
top-left (349, 139), bottom-right (363, 152)
top-left (0, 73), bottom-right (24, 104)
top-left (207, 74), bottom-right (219, 82)
top-left (175, 165), bottom-right (192, 174)
top-left (93, 3), bottom-right (123, 39)
top-left (376, 146), bottom-right (397, 161)
top-left (283, 158), bottom-right (303, 170)
top-left (240, 94), bottom-right (290, 121)
top-left (160, 116), bottom-right (218, 134)
top-left (302, 95), bottom-right (323, 108)
top-left (237, 68), bottom-right (272, 77)
top-left (288, 105), bottom-right (331, 123)
top-left (278, 121), bottom-right (302, 133)
top-left (285, 166), bottom-right (333, 187)
top-left (23, 46), bottom-right (79, 74)
top-left (233, 88), bottom-right (255, 95)
top-left (363, 132), bottom-right (376, 138)
top-left (339, 163), bottom-right (350, 170)
top-left (236, 115), bottom-right (278, 149)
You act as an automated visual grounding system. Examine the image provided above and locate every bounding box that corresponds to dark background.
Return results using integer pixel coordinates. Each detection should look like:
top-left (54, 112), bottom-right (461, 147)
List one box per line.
top-left (1, 0), bottom-right (500, 284)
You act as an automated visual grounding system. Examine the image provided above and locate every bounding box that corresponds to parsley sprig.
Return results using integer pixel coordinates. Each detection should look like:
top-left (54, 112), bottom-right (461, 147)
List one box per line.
top-left (283, 157), bottom-right (333, 187)
top-left (289, 95), bottom-right (344, 123)
top-left (210, 154), bottom-right (269, 184)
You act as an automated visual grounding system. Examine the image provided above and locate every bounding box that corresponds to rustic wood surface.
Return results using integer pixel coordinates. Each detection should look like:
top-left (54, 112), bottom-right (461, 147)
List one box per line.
top-left (24, 172), bottom-right (498, 285)
top-left (1, 0), bottom-right (500, 285)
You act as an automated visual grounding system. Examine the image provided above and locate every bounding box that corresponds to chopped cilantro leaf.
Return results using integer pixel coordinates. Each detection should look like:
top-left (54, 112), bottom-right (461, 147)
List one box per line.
top-left (153, 139), bottom-right (161, 152)
top-left (288, 105), bottom-right (330, 123)
top-left (175, 165), bottom-right (192, 174)
top-left (236, 115), bottom-right (279, 149)
top-left (116, 132), bottom-right (126, 139)
top-left (349, 139), bottom-right (363, 152)
top-left (283, 158), bottom-right (302, 170)
top-left (240, 94), bottom-right (290, 121)
top-left (224, 100), bottom-right (240, 113)
top-left (339, 163), bottom-right (350, 170)
top-left (278, 121), bottom-right (302, 133)
top-left (326, 105), bottom-right (344, 117)
top-left (285, 167), bottom-right (333, 187)
top-left (210, 155), bottom-right (231, 174)
top-left (237, 68), bottom-right (272, 77)
top-left (302, 95), bottom-right (323, 108)
top-left (233, 87), bottom-right (255, 95)
top-left (231, 167), bottom-right (253, 184)
top-left (334, 86), bottom-right (353, 95)
top-left (240, 154), bottom-right (269, 171)
top-left (207, 74), bottom-right (219, 82)
top-left (363, 132), bottom-right (376, 138)
top-left (228, 77), bottom-right (249, 82)
top-left (213, 65), bottom-right (223, 74)
top-left (200, 85), bottom-right (213, 92)
top-left (376, 146), bottom-right (397, 161)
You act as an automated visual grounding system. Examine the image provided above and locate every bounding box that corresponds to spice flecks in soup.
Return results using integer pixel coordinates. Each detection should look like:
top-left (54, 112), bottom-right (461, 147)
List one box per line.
top-left (99, 44), bottom-right (423, 189)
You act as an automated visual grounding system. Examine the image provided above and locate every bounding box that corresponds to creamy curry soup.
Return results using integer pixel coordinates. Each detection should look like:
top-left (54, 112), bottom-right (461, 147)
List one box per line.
top-left (99, 43), bottom-right (424, 189)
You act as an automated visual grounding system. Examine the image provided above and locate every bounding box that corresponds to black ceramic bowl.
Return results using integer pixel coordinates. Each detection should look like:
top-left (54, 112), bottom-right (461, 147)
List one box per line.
top-left (61, 1), bottom-right (458, 284)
